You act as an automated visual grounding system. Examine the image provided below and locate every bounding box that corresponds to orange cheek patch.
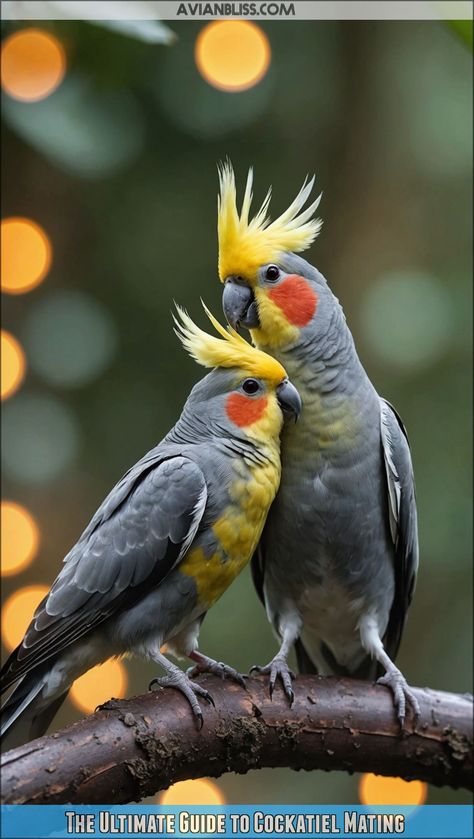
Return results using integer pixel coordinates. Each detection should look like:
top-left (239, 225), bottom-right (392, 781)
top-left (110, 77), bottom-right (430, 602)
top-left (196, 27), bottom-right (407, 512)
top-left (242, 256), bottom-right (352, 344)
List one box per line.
top-left (226, 393), bottom-right (268, 427)
top-left (268, 275), bottom-right (318, 327)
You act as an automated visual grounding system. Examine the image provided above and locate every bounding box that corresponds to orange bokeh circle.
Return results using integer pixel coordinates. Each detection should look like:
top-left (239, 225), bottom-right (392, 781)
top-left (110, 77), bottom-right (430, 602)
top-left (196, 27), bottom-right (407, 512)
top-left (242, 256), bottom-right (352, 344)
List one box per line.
top-left (1, 330), bottom-right (26, 400)
top-left (195, 21), bottom-right (271, 92)
top-left (359, 773), bottom-right (428, 806)
top-left (1, 28), bottom-right (66, 102)
top-left (1, 217), bottom-right (52, 294)
top-left (2, 584), bottom-right (49, 651)
top-left (1, 501), bottom-right (39, 577)
top-left (159, 778), bottom-right (225, 805)
top-left (69, 660), bottom-right (128, 714)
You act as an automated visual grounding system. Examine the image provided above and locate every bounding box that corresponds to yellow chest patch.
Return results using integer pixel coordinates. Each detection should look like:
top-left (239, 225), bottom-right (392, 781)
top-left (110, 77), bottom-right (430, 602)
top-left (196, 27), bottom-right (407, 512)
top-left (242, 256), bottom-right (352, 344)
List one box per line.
top-left (180, 455), bottom-right (280, 608)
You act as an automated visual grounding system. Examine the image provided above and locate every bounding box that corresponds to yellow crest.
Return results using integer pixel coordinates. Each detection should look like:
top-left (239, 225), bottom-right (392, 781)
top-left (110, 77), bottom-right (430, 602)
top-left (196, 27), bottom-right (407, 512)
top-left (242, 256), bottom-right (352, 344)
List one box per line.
top-left (218, 161), bottom-right (322, 282)
top-left (174, 302), bottom-right (287, 385)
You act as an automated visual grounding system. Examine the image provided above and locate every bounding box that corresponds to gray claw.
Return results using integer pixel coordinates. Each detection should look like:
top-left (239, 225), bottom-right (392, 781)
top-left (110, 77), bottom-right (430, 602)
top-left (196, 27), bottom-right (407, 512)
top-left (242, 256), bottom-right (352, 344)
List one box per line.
top-left (251, 656), bottom-right (295, 704)
top-left (150, 669), bottom-right (215, 726)
top-left (377, 669), bottom-right (420, 728)
top-left (201, 689), bottom-right (215, 707)
top-left (189, 657), bottom-right (246, 688)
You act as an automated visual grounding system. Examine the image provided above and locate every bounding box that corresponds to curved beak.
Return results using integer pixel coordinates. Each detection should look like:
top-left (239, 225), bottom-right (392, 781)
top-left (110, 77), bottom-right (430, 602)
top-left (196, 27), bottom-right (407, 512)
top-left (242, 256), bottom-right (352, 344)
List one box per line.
top-left (277, 379), bottom-right (302, 423)
top-left (222, 276), bottom-right (260, 330)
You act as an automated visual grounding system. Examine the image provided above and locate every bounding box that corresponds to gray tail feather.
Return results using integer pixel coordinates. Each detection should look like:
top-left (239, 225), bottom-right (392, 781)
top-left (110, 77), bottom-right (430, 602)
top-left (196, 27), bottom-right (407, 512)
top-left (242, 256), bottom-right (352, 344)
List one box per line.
top-left (1, 670), bottom-right (68, 749)
top-left (294, 639), bottom-right (382, 681)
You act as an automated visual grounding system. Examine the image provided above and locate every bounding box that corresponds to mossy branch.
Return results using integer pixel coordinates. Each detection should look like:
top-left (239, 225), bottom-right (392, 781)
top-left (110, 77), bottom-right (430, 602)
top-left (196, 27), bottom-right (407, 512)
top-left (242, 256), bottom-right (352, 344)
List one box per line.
top-left (1, 676), bottom-right (472, 804)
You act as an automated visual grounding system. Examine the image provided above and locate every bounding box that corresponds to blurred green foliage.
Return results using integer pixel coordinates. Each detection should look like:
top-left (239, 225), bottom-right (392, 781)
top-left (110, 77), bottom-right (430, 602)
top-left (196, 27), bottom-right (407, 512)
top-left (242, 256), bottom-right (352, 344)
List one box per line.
top-left (446, 20), bottom-right (473, 50)
top-left (1, 18), bottom-right (472, 805)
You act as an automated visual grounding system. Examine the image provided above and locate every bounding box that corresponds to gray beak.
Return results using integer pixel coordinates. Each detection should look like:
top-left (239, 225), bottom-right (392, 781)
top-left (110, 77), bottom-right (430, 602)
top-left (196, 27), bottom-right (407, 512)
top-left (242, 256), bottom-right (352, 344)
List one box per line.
top-left (277, 379), bottom-right (302, 422)
top-left (222, 276), bottom-right (260, 329)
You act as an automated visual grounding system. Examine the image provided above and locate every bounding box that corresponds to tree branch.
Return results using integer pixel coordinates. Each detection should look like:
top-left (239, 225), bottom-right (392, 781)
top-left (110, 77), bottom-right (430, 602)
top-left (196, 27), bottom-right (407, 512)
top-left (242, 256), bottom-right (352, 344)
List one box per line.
top-left (1, 676), bottom-right (472, 804)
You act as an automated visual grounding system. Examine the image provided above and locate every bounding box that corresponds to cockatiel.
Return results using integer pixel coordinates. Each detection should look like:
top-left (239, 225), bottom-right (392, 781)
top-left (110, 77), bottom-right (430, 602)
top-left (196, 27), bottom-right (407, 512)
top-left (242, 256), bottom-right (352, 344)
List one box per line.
top-left (217, 163), bottom-right (420, 725)
top-left (1, 305), bottom-right (301, 746)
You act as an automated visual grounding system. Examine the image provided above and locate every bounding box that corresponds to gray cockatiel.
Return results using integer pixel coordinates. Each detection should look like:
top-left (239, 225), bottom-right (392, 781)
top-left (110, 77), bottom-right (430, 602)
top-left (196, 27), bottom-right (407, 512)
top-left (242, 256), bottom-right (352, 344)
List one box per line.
top-left (1, 306), bottom-right (301, 747)
top-left (217, 163), bottom-right (419, 725)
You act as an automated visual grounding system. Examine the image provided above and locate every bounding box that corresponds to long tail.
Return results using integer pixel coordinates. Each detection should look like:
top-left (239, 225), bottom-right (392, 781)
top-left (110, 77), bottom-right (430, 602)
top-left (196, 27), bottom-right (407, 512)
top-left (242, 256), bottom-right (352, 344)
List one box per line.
top-left (1, 668), bottom-right (68, 750)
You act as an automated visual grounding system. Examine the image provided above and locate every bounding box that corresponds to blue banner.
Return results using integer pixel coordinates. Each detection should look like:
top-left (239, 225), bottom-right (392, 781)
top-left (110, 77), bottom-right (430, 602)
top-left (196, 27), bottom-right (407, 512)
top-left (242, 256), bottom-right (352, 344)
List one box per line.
top-left (0, 805), bottom-right (472, 839)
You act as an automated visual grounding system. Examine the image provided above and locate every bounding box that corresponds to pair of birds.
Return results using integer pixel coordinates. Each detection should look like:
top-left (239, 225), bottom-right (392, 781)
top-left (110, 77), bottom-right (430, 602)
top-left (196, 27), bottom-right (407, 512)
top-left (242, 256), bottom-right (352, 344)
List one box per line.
top-left (1, 163), bottom-right (419, 747)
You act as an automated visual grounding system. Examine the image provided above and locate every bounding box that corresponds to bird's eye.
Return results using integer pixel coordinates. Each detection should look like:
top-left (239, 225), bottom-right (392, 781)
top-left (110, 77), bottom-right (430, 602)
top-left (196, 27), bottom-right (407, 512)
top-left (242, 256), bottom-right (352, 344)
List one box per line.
top-left (265, 265), bottom-right (280, 282)
top-left (242, 378), bottom-right (260, 395)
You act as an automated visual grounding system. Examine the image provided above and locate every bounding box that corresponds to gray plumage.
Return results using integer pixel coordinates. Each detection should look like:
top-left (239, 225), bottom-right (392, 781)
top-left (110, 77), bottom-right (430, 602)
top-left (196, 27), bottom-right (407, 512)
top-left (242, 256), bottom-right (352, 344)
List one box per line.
top-left (1, 364), bottom-right (296, 745)
top-left (223, 252), bottom-right (420, 723)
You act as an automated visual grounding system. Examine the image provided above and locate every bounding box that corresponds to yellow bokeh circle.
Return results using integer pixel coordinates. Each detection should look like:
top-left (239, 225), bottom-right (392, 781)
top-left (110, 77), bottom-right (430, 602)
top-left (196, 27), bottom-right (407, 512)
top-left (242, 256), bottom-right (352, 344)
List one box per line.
top-left (195, 21), bottom-right (271, 92)
top-left (159, 778), bottom-right (226, 805)
top-left (359, 773), bottom-right (428, 806)
top-left (2, 584), bottom-right (49, 651)
top-left (1, 330), bottom-right (26, 400)
top-left (1, 217), bottom-right (52, 294)
top-left (69, 659), bottom-right (128, 714)
top-left (1, 28), bottom-right (66, 102)
top-left (1, 501), bottom-right (39, 577)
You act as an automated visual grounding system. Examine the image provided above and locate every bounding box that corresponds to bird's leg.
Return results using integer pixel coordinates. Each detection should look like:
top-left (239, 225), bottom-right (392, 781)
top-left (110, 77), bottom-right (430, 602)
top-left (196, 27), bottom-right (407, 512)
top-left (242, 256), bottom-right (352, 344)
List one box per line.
top-left (250, 613), bottom-right (301, 704)
top-left (148, 648), bottom-right (214, 729)
top-left (359, 615), bottom-right (420, 727)
top-left (186, 651), bottom-right (246, 687)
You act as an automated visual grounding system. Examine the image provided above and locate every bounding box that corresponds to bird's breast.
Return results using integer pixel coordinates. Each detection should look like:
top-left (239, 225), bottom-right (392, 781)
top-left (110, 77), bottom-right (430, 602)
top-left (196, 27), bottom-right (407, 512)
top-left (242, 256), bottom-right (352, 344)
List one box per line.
top-left (180, 458), bottom-right (280, 609)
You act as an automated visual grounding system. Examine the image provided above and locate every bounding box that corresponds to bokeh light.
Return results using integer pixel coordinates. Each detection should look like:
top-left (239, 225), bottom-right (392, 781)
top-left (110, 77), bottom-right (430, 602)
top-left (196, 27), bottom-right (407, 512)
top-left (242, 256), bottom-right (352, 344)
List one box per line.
top-left (23, 290), bottom-right (118, 388)
top-left (1, 502), bottom-right (40, 577)
top-left (1, 28), bottom-right (66, 102)
top-left (159, 778), bottom-right (226, 805)
top-left (359, 773), bottom-right (428, 806)
top-left (2, 77), bottom-right (146, 179)
top-left (195, 22), bottom-right (271, 92)
top-left (69, 659), bottom-right (128, 714)
top-left (2, 584), bottom-right (49, 651)
top-left (1, 217), bottom-right (52, 294)
top-left (1, 330), bottom-right (26, 400)
top-left (2, 392), bottom-right (81, 485)
top-left (361, 270), bottom-right (453, 371)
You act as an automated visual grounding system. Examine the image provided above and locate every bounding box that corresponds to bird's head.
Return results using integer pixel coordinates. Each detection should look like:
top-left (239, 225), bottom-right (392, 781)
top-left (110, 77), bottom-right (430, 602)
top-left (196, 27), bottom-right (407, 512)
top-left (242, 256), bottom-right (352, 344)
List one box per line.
top-left (174, 303), bottom-right (301, 444)
top-left (218, 162), bottom-right (330, 352)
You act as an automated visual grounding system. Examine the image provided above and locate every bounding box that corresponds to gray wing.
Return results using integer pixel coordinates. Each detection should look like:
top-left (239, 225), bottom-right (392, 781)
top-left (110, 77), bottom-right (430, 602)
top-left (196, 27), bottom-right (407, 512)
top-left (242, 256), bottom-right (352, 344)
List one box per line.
top-left (1, 453), bottom-right (207, 690)
top-left (380, 398), bottom-right (419, 662)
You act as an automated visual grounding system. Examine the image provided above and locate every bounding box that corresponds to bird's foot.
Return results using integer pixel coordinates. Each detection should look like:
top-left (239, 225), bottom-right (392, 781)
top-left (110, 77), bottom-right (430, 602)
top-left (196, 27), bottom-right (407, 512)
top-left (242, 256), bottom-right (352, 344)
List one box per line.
top-left (250, 655), bottom-right (295, 704)
top-left (187, 653), bottom-right (246, 688)
top-left (149, 668), bottom-right (215, 729)
top-left (377, 667), bottom-right (420, 728)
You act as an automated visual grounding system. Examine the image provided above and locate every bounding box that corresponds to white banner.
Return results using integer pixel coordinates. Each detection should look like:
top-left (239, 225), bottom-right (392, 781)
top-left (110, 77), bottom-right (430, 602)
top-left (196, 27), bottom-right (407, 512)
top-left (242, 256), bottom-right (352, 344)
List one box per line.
top-left (2, 0), bottom-right (473, 22)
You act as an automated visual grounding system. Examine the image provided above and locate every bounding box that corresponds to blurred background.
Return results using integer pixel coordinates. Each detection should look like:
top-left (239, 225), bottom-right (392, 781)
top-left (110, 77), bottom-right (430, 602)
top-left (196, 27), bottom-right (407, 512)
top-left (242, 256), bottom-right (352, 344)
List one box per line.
top-left (1, 10), bottom-right (472, 807)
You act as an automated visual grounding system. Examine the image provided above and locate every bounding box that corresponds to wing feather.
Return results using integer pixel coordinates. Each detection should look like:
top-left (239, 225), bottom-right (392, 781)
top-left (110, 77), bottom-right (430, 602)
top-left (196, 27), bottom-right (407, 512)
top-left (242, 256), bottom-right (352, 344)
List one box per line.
top-left (380, 398), bottom-right (419, 661)
top-left (1, 453), bottom-right (207, 691)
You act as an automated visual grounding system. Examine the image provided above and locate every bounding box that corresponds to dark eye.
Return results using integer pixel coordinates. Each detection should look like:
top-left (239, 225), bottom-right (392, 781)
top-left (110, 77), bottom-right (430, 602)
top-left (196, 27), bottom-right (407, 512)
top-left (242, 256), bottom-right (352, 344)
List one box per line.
top-left (265, 265), bottom-right (280, 282)
top-left (242, 378), bottom-right (260, 395)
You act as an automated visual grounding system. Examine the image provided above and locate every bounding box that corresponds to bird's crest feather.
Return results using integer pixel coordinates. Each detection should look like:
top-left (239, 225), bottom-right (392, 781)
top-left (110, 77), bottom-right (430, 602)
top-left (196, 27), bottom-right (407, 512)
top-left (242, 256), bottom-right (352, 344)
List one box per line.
top-left (174, 302), bottom-right (287, 385)
top-left (218, 161), bottom-right (322, 282)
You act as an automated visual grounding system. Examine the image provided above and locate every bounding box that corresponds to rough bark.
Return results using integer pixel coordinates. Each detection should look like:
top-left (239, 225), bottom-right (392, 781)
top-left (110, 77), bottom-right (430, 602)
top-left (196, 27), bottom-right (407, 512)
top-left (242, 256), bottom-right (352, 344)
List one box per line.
top-left (1, 676), bottom-right (472, 804)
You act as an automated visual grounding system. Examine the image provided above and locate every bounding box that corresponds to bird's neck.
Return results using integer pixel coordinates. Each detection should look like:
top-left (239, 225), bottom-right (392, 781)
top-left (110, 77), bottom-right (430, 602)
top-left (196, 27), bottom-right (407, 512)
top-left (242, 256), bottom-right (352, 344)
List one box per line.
top-left (261, 305), bottom-right (367, 400)
top-left (166, 416), bottom-right (280, 469)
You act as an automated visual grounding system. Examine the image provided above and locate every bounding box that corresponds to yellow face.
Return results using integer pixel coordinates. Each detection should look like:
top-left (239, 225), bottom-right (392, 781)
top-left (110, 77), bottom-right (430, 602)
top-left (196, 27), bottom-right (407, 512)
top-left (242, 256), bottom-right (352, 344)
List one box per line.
top-left (221, 266), bottom-right (320, 351)
top-left (174, 303), bottom-right (300, 443)
top-left (217, 163), bottom-right (322, 350)
top-left (250, 286), bottom-right (301, 349)
top-left (223, 370), bottom-right (301, 445)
